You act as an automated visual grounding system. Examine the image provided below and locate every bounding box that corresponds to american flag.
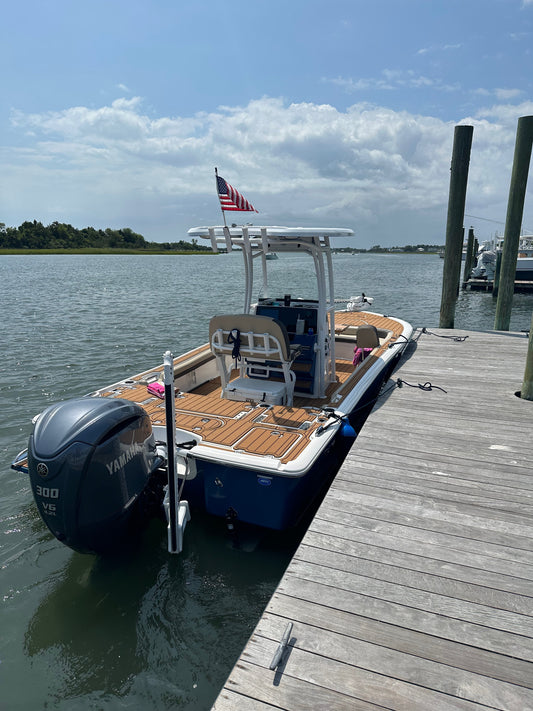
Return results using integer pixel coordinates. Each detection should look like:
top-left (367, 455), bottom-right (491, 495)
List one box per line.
top-left (216, 174), bottom-right (257, 212)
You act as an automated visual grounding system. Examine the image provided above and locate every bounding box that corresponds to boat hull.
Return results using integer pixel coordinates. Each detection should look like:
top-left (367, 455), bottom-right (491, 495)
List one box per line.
top-left (180, 424), bottom-right (352, 530)
top-left (516, 259), bottom-right (533, 281)
top-left (174, 362), bottom-right (388, 530)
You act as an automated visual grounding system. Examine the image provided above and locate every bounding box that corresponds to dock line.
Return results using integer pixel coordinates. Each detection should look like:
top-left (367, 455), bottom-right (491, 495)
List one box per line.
top-left (396, 378), bottom-right (448, 393)
top-left (421, 327), bottom-right (469, 342)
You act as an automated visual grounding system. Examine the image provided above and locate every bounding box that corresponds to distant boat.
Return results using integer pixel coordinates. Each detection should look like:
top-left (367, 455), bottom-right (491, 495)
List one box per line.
top-left (265, 252), bottom-right (278, 260)
top-left (439, 245), bottom-right (467, 260)
top-left (471, 235), bottom-right (533, 280)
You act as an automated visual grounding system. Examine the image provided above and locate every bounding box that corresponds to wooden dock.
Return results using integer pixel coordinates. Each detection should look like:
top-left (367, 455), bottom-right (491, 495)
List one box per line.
top-left (212, 328), bottom-right (533, 710)
top-left (463, 277), bottom-right (533, 292)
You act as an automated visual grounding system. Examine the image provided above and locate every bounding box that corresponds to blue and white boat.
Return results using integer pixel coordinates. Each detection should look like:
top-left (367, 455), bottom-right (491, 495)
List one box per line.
top-left (13, 225), bottom-right (413, 555)
top-left (471, 235), bottom-right (533, 281)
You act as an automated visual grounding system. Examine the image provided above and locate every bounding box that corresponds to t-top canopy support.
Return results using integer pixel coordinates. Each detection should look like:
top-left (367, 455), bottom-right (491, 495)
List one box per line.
top-left (187, 225), bottom-right (355, 397)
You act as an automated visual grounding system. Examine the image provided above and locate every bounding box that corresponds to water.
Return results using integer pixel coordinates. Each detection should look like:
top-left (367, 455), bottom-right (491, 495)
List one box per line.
top-left (1, 252), bottom-right (531, 710)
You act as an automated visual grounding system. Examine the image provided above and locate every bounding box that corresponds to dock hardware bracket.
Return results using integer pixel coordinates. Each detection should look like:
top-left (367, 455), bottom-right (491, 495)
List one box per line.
top-left (269, 622), bottom-right (293, 670)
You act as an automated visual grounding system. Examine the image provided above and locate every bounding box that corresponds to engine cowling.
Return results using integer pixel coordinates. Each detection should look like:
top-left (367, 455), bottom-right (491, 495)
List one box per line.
top-left (28, 397), bottom-right (161, 554)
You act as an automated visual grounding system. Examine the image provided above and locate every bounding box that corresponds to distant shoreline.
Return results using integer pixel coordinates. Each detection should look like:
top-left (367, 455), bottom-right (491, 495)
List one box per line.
top-left (332, 250), bottom-right (443, 256)
top-left (0, 248), bottom-right (443, 256)
top-left (0, 248), bottom-right (215, 256)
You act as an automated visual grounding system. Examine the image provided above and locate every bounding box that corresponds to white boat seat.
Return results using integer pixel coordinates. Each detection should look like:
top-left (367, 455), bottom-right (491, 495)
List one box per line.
top-left (209, 314), bottom-right (300, 406)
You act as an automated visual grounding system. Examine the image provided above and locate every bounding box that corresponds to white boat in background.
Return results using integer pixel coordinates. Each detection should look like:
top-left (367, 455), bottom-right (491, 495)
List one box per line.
top-left (13, 225), bottom-right (413, 556)
top-left (471, 235), bottom-right (533, 280)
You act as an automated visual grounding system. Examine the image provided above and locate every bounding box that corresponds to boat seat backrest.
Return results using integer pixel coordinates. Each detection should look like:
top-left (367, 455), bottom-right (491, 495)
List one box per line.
top-left (209, 314), bottom-right (292, 361)
top-left (356, 324), bottom-right (380, 349)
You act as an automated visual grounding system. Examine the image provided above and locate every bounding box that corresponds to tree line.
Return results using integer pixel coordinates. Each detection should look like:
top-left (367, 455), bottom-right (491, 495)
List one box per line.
top-left (0, 220), bottom-right (210, 252)
top-left (333, 243), bottom-right (444, 254)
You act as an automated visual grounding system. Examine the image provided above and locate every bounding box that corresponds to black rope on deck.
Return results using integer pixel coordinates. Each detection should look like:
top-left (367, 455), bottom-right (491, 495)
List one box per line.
top-left (388, 334), bottom-right (411, 348)
top-left (421, 327), bottom-right (468, 342)
top-left (395, 378), bottom-right (447, 393)
top-left (344, 373), bottom-right (447, 422)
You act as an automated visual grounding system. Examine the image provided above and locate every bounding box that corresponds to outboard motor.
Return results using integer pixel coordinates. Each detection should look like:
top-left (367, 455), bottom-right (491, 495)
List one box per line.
top-left (27, 397), bottom-right (162, 555)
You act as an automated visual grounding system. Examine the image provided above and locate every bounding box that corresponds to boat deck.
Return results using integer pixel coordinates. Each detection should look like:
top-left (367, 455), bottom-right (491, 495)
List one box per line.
top-left (212, 327), bottom-right (533, 710)
top-left (97, 311), bottom-right (407, 465)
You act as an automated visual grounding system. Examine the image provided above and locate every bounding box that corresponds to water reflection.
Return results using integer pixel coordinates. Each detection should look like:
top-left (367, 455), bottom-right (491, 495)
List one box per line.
top-left (24, 514), bottom-right (300, 710)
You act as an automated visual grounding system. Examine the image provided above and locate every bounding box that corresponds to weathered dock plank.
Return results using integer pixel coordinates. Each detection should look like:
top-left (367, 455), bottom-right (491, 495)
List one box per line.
top-left (212, 328), bottom-right (533, 710)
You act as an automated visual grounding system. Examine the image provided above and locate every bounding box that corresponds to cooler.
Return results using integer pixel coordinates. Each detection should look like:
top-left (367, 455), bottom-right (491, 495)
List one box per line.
top-left (225, 377), bottom-right (288, 405)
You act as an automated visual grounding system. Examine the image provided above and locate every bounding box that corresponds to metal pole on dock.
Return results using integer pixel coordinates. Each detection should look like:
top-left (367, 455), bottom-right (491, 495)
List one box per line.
top-left (522, 315), bottom-right (533, 400)
top-left (494, 116), bottom-right (533, 330)
top-left (440, 125), bottom-right (474, 328)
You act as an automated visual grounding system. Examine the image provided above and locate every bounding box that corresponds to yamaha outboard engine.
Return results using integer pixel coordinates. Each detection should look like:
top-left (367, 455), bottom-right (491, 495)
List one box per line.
top-left (28, 397), bottom-right (162, 555)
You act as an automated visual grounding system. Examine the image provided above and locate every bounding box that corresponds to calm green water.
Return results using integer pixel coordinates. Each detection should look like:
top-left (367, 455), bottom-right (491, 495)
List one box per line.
top-left (1, 253), bottom-right (531, 710)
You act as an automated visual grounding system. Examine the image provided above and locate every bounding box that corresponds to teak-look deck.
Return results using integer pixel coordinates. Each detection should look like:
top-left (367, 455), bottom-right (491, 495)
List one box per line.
top-left (97, 311), bottom-right (406, 465)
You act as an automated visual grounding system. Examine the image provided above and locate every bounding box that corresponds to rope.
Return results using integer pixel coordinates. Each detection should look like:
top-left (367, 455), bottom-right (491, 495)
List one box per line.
top-left (396, 378), bottom-right (447, 393)
top-left (345, 374), bottom-right (448, 420)
top-left (421, 327), bottom-right (468, 342)
top-left (388, 334), bottom-right (411, 348)
top-left (228, 328), bottom-right (241, 362)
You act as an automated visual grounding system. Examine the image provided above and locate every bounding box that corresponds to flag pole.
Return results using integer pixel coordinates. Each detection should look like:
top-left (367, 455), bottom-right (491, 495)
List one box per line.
top-left (215, 166), bottom-right (231, 249)
top-left (214, 167), bottom-right (228, 228)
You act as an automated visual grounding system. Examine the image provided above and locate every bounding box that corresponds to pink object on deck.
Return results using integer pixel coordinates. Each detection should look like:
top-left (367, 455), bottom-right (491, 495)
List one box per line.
top-left (352, 347), bottom-right (373, 366)
top-left (147, 382), bottom-right (165, 398)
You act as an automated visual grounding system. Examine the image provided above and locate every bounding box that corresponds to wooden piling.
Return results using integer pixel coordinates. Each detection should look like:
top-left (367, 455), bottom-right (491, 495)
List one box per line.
top-left (462, 227), bottom-right (475, 284)
top-left (522, 314), bottom-right (533, 400)
top-left (492, 250), bottom-right (503, 299)
top-left (494, 116), bottom-right (533, 330)
top-left (440, 125), bottom-right (474, 328)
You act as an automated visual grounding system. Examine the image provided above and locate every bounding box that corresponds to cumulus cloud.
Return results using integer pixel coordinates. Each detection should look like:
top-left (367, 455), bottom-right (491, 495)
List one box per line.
top-left (2, 96), bottom-right (532, 245)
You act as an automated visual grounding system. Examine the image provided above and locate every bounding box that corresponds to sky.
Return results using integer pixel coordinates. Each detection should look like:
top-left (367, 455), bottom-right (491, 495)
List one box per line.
top-left (2, 0), bottom-right (533, 248)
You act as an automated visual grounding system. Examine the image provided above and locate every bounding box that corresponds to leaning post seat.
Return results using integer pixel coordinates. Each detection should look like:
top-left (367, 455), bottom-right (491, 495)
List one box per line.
top-left (209, 314), bottom-right (301, 406)
top-left (355, 324), bottom-right (380, 349)
top-left (353, 324), bottom-right (380, 365)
